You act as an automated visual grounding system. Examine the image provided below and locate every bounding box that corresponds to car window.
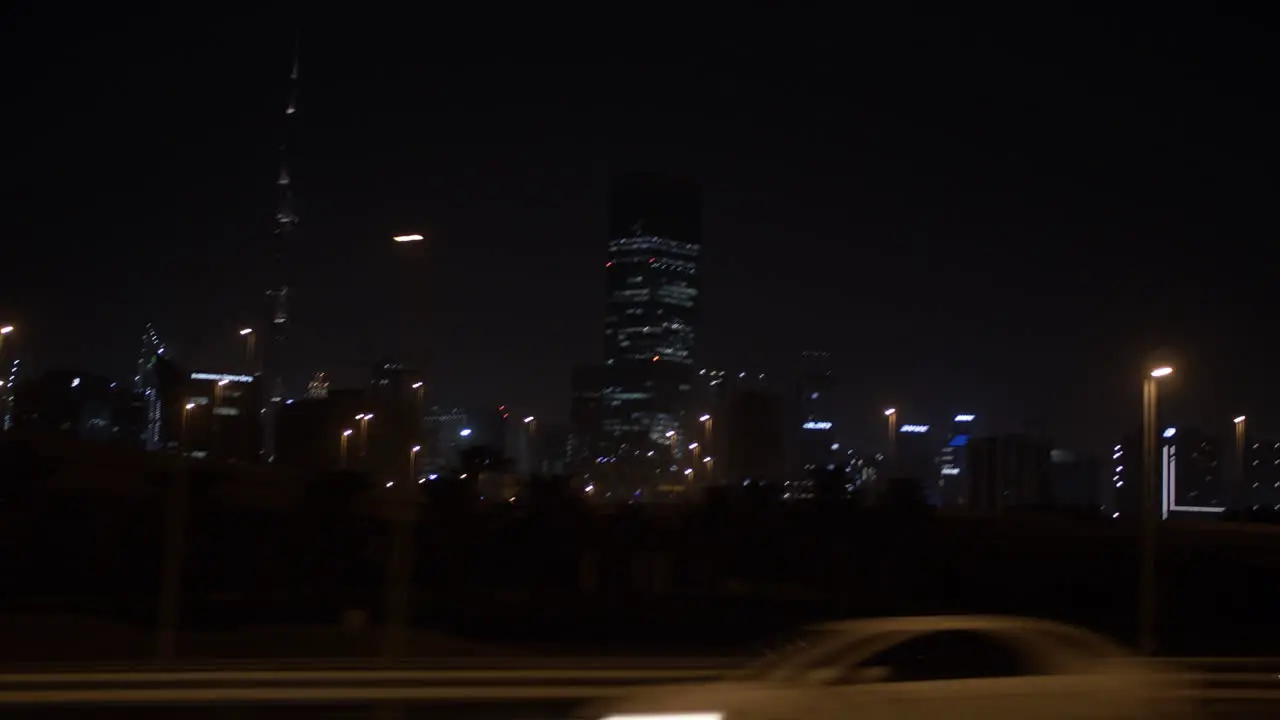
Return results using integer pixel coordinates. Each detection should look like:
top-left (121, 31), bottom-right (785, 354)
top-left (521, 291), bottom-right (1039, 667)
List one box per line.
top-left (775, 631), bottom-right (899, 681)
top-left (741, 629), bottom-right (890, 681)
top-left (845, 630), bottom-right (1041, 683)
top-left (1032, 626), bottom-right (1128, 660)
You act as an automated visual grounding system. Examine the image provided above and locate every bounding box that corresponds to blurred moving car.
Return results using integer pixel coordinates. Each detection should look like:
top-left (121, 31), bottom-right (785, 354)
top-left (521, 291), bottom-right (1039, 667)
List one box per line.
top-left (583, 615), bottom-right (1199, 720)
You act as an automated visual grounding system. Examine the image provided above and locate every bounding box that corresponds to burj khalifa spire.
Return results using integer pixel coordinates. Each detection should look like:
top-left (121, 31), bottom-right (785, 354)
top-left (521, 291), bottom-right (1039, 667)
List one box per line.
top-left (263, 33), bottom-right (300, 460)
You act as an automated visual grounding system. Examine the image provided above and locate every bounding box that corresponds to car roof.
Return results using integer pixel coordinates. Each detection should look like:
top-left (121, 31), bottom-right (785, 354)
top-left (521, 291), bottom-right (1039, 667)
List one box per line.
top-left (811, 615), bottom-right (1080, 635)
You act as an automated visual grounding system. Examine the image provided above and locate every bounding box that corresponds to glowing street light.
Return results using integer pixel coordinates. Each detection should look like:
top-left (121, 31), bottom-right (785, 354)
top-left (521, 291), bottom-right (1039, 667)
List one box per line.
top-left (459, 428), bottom-right (472, 437)
top-left (699, 414), bottom-right (711, 422)
top-left (393, 234), bottom-right (424, 242)
top-left (340, 429), bottom-right (353, 469)
top-left (1139, 364), bottom-right (1173, 654)
top-left (237, 328), bottom-right (256, 370)
top-left (885, 408), bottom-right (898, 465)
top-left (1234, 414), bottom-right (1248, 519)
top-left (0, 326), bottom-right (12, 335)
top-left (355, 414), bottom-right (373, 458)
top-left (180, 403), bottom-right (198, 453)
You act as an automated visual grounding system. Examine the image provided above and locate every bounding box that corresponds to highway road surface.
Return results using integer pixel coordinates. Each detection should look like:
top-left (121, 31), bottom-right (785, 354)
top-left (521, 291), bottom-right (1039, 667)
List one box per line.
top-left (0, 659), bottom-right (1276, 718)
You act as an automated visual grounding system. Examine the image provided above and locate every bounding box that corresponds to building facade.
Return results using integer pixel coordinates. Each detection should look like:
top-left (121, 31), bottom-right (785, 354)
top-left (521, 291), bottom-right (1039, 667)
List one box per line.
top-left (794, 350), bottom-right (839, 479)
top-left (937, 413), bottom-right (976, 506)
top-left (967, 434), bottom-right (1052, 512)
top-left (599, 173), bottom-right (701, 497)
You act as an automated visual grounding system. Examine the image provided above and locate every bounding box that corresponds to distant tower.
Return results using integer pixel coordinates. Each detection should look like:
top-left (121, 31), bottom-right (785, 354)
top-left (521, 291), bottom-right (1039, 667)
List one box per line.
top-left (263, 35), bottom-right (301, 460)
top-left (135, 323), bottom-right (166, 450)
top-left (2, 358), bottom-right (17, 431)
top-left (305, 371), bottom-right (329, 399)
top-left (600, 173), bottom-right (702, 496)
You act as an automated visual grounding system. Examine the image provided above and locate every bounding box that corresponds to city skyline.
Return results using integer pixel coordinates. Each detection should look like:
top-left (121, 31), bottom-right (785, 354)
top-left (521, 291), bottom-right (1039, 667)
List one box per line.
top-left (1, 7), bottom-right (1274, 452)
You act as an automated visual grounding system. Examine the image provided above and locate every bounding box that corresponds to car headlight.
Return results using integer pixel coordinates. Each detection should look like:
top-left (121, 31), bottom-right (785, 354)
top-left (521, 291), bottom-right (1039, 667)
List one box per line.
top-left (603, 714), bottom-right (723, 720)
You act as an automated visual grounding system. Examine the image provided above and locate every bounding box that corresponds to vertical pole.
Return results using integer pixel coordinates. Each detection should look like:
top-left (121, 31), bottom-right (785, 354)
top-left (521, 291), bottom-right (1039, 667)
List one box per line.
top-left (1139, 377), bottom-right (1157, 655)
top-left (383, 499), bottom-right (414, 663)
top-left (1236, 420), bottom-right (1246, 514)
top-left (158, 414), bottom-right (191, 663)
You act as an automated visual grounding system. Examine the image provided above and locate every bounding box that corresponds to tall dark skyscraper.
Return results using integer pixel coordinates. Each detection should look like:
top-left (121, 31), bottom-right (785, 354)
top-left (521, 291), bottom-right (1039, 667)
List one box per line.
top-left (262, 37), bottom-right (300, 461)
top-left (600, 173), bottom-right (701, 497)
top-left (134, 323), bottom-right (166, 451)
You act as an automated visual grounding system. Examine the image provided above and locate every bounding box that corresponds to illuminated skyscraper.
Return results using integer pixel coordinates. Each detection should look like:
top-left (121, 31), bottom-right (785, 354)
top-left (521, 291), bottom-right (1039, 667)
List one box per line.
top-left (305, 371), bottom-right (329, 399)
top-left (795, 350), bottom-right (838, 476)
top-left (600, 173), bottom-right (701, 496)
top-left (134, 323), bottom-right (166, 450)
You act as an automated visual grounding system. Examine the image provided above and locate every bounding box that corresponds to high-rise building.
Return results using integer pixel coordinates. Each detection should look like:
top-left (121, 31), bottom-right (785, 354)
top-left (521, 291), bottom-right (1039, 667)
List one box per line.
top-left (967, 434), bottom-right (1052, 511)
top-left (794, 350), bottom-right (838, 477)
top-left (568, 363), bottom-right (604, 475)
top-left (1111, 427), bottom-right (1226, 520)
top-left (938, 413), bottom-right (976, 506)
top-left (695, 368), bottom-right (783, 487)
top-left (600, 173), bottom-right (701, 497)
top-left (305, 372), bottom-right (329, 399)
top-left (1048, 448), bottom-right (1102, 508)
top-left (134, 323), bottom-right (166, 450)
top-left (1243, 438), bottom-right (1280, 510)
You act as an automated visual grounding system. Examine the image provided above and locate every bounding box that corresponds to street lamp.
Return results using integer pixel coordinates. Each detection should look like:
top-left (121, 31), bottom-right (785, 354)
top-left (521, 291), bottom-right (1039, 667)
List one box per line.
top-left (236, 328), bottom-right (256, 371)
top-left (180, 402), bottom-right (198, 452)
top-left (409, 444), bottom-right (421, 484)
top-left (355, 413), bottom-right (373, 457)
top-left (340, 428), bottom-right (353, 469)
top-left (1234, 415), bottom-right (1247, 514)
top-left (1140, 365), bottom-right (1173, 655)
top-left (411, 381), bottom-right (424, 406)
top-left (884, 408), bottom-right (898, 467)
top-left (393, 234), bottom-right (424, 242)
top-left (0, 325), bottom-right (12, 360)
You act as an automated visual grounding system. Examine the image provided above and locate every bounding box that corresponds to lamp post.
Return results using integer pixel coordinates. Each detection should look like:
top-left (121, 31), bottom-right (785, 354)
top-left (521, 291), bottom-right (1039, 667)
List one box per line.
top-left (238, 328), bottom-right (255, 372)
top-left (0, 326), bottom-right (12, 430)
top-left (1140, 365), bottom-right (1172, 655)
top-left (384, 443), bottom-right (422, 663)
top-left (356, 414), bottom-right (374, 458)
top-left (698, 415), bottom-right (712, 482)
top-left (884, 408), bottom-right (897, 469)
top-left (1234, 415), bottom-right (1247, 513)
top-left (159, 401), bottom-right (198, 663)
top-left (523, 416), bottom-right (537, 474)
top-left (340, 429), bottom-right (353, 469)
top-left (180, 402), bottom-right (196, 453)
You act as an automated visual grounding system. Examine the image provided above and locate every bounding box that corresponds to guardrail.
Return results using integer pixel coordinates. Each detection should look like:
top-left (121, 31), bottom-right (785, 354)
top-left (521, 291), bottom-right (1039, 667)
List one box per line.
top-left (1, 662), bottom-right (1279, 707)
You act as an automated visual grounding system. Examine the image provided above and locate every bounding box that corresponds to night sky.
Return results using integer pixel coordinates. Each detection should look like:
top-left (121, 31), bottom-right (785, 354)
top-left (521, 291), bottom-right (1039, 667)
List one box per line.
top-left (2, 7), bottom-right (1275, 453)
